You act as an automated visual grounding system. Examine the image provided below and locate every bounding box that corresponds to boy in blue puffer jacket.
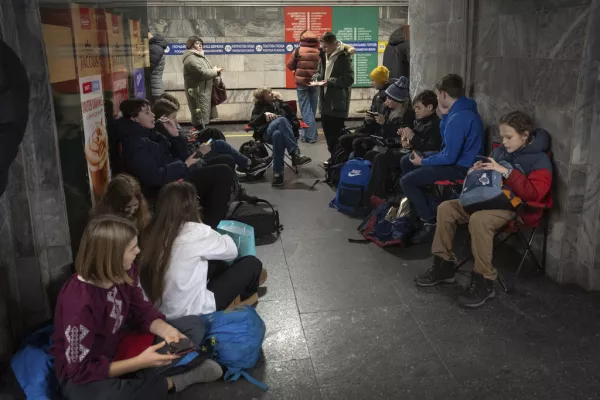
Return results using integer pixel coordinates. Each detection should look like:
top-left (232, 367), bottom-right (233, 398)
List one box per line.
top-left (400, 74), bottom-right (484, 243)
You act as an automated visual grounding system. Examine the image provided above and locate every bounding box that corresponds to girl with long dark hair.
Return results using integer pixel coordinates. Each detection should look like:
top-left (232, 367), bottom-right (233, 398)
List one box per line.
top-left (139, 181), bottom-right (267, 317)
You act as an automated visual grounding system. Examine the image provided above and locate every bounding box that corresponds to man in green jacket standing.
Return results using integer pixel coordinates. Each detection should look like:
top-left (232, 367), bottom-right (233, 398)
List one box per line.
top-left (312, 32), bottom-right (354, 159)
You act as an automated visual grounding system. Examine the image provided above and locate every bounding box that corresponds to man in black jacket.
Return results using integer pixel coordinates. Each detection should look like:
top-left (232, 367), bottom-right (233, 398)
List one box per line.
top-left (149, 33), bottom-right (168, 102)
top-left (115, 98), bottom-right (233, 228)
top-left (366, 90), bottom-right (441, 200)
top-left (0, 39), bottom-right (30, 198)
top-left (383, 26), bottom-right (410, 81)
top-left (312, 32), bottom-right (354, 158)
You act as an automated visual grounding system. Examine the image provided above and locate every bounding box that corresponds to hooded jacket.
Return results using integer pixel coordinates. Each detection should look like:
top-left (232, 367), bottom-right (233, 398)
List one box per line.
top-left (491, 128), bottom-right (553, 226)
top-left (183, 49), bottom-right (218, 127)
top-left (383, 27), bottom-right (410, 80)
top-left (313, 42), bottom-right (354, 118)
top-left (421, 96), bottom-right (484, 168)
top-left (114, 117), bottom-right (189, 195)
top-left (149, 35), bottom-right (168, 98)
top-left (286, 31), bottom-right (321, 87)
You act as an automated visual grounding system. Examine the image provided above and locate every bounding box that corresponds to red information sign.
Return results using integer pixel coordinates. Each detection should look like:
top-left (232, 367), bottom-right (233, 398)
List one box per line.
top-left (284, 7), bottom-right (332, 88)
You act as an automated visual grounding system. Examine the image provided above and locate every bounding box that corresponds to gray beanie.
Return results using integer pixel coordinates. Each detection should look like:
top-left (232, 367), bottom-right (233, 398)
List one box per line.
top-left (385, 76), bottom-right (409, 102)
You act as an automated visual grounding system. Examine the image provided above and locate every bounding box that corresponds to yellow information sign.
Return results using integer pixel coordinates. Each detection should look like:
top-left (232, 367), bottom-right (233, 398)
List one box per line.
top-left (378, 41), bottom-right (387, 53)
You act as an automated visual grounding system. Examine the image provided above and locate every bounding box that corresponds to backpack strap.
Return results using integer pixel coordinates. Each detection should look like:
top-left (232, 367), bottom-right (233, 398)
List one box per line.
top-left (255, 198), bottom-right (283, 232)
top-left (226, 201), bottom-right (244, 219)
top-left (224, 369), bottom-right (269, 391)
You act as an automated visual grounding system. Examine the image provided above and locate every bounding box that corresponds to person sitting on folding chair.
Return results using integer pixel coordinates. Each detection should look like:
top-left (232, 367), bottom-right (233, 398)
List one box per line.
top-left (414, 111), bottom-right (553, 309)
top-left (249, 86), bottom-right (312, 187)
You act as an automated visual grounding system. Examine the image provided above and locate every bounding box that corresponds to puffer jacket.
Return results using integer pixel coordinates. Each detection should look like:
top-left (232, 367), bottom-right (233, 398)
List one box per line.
top-left (149, 35), bottom-right (167, 98)
top-left (491, 128), bottom-right (553, 226)
top-left (286, 31), bottom-right (321, 87)
top-left (249, 100), bottom-right (300, 138)
top-left (183, 49), bottom-right (218, 127)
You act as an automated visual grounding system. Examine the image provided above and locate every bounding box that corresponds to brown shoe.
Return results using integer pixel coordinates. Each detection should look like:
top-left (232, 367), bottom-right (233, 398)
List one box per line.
top-left (259, 268), bottom-right (268, 286)
top-left (226, 293), bottom-right (259, 310)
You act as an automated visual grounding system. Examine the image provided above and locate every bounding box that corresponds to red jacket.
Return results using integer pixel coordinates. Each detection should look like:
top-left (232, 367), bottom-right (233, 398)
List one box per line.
top-left (287, 31), bottom-right (321, 87)
top-left (492, 129), bottom-right (553, 227)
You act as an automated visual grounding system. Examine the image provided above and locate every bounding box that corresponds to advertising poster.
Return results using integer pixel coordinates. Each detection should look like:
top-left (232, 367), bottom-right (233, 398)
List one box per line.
top-left (332, 7), bottom-right (379, 87)
top-left (71, 5), bottom-right (110, 204)
top-left (129, 19), bottom-right (146, 99)
top-left (98, 11), bottom-right (129, 117)
top-left (284, 7), bottom-right (332, 88)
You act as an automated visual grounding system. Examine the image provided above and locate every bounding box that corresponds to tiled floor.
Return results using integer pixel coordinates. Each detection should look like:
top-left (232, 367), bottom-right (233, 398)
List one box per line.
top-left (179, 133), bottom-right (600, 399)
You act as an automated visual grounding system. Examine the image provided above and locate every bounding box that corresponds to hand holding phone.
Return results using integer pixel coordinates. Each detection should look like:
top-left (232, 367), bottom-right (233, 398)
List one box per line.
top-left (168, 338), bottom-right (195, 356)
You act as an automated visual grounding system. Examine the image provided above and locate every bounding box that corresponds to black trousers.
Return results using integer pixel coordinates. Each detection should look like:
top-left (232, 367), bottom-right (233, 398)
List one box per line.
top-left (207, 256), bottom-right (263, 311)
top-left (365, 150), bottom-right (405, 199)
top-left (186, 163), bottom-right (234, 229)
top-left (60, 316), bottom-right (206, 400)
top-left (321, 115), bottom-right (346, 157)
top-left (194, 126), bottom-right (226, 142)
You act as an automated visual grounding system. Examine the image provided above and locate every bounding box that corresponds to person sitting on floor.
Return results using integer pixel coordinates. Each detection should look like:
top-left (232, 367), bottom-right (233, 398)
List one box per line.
top-left (400, 73), bottom-right (484, 244)
top-left (249, 87), bottom-right (312, 187)
top-left (352, 76), bottom-right (416, 159)
top-left (114, 98), bottom-right (233, 229)
top-left (51, 215), bottom-right (222, 400)
top-left (92, 173), bottom-right (151, 233)
top-left (414, 110), bottom-right (553, 309)
top-left (152, 99), bottom-right (272, 177)
top-left (140, 181), bottom-right (267, 317)
top-left (338, 66), bottom-right (398, 156)
top-left (365, 89), bottom-right (442, 200)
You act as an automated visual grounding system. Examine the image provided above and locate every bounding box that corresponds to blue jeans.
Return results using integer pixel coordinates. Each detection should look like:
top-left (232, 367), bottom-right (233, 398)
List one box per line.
top-left (204, 139), bottom-right (250, 169)
top-left (263, 116), bottom-right (299, 175)
top-left (399, 154), bottom-right (469, 222)
top-left (297, 86), bottom-right (319, 142)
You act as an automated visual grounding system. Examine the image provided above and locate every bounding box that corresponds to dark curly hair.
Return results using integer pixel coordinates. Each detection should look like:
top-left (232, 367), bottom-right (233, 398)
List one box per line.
top-left (499, 110), bottom-right (534, 138)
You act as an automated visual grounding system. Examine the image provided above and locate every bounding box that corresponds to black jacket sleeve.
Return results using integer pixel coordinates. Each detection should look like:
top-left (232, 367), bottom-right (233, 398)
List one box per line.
top-left (249, 104), bottom-right (268, 129)
top-left (327, 53), bottom-right (354, 88)
top-left (411, 117), bottom-right (442, 152)
top-left (154, 121), bottom-right (190, 160)
top-left (149, 44), bottom-right (164, 70)
top-left (0, 40), bottom-right (30, 197)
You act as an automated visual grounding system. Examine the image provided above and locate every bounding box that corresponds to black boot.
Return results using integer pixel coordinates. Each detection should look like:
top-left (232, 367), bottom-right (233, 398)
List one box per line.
top-left (458, 272), bottom-right (496, 309)
top-left (411, 221), bottom-right (437, 244)
top-left (291, 152), bottom-right (312, 166)
top-left (414, 256), bottom-right (456, 287)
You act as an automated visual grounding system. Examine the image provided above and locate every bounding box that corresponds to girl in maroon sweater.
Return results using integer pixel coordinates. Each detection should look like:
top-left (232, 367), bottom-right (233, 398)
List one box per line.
top-left (51, 215), bottom-right (222, 400)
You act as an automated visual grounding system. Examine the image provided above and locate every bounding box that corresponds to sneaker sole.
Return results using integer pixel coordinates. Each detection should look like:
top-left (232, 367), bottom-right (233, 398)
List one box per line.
top-left (247, 163), bottom-right (271, 176)
top-left (414, 277), bottom-right (457, 287)
top-left (272, 181), bottom-right (284, 187)
top-left (292, 159), bottom-right (312, 167)
top-left (460, 291), bottom-right (496, 309)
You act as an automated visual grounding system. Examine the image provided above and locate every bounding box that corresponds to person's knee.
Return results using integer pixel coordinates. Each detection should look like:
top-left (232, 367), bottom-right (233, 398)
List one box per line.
top-left (436, 200), bottom-right (458, 222)
top-left (468, 212), bottom-right (489, 235)
top-left (167, 315), bottom-right (206, 343)
top-left (400, 154), bottom-right (412, 171)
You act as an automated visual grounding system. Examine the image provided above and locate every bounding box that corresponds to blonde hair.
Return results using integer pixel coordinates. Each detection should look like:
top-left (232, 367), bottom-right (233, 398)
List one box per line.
top-left (253, 86), bottom-right (272, 104)
top-left (76, 215), bottom-right (138, 285)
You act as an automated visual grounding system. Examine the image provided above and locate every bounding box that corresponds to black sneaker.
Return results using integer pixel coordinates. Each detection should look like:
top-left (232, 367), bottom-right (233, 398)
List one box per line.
top-left (414, 256), bottom-right (457, 287)
top-left (244, 157), bottom-right (273, 176)
top-left (411, 222), bottom-right (437, 244)
top-left (291, 152), bottom-right (312, 167)
top-left (458, 272), bottom-right (496, 308)
top-left (272, 174), bottom-right (284, 187)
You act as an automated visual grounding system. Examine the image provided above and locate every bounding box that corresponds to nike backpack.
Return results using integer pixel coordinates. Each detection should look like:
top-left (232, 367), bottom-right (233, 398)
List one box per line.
top-left (330, 158), bottom-right (372, 215)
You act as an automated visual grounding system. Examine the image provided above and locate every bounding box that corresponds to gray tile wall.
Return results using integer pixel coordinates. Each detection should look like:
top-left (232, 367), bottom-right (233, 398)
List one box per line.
top-left (410, 0), bottom-right (600, 289)
top-left (0, 0), bottom-right (72, 359)
top-left (149, 5), bottom-right (407, 122)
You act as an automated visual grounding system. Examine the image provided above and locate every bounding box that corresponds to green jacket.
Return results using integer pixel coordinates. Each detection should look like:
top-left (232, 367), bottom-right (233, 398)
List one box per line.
top-left (182, 50), bottom-right (218, 127)
top-left (313, 48), bottom-right (354, 118)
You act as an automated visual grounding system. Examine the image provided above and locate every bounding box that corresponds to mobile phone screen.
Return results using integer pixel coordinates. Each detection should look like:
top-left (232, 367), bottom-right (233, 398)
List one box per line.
top-left (168, 338), bottom-right (195, 355)
top-left (205, 138), bottom-right (213, 144)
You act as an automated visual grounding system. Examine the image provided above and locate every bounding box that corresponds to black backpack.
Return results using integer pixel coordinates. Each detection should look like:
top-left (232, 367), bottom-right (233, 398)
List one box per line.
top-left (226, 198), bottom-right (283, 237)
top-left (325, 147), bottom-right (350, 186)
top-left (239, 140), bottom-right (270, 180)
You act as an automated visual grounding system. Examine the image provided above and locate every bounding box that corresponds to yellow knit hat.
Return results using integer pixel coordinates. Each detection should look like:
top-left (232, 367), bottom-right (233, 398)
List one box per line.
top-left (369, 66), bottom-right (390, 84)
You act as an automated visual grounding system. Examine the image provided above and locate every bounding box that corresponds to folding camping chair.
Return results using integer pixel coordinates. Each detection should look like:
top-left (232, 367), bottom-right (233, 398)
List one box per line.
top-left (244, 100), bottom-right (309, 174)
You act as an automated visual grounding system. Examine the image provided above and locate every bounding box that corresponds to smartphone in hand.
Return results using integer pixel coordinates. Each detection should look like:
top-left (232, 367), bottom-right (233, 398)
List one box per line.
top-left (168, 338), bottom-right (195, 356)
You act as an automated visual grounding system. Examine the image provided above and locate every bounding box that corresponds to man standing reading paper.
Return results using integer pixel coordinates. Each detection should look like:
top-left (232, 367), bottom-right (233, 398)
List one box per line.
top-left (312, 32), bottom-right (354, 160)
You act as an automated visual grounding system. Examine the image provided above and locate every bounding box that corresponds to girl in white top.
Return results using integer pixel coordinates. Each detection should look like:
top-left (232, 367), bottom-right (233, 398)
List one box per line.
top-left (139, 181), bottom-right (266, 318)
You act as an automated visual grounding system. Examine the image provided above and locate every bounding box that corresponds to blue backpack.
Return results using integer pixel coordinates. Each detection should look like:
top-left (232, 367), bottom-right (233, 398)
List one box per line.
top-left (459, 166), bottom-right (521, 214)
top-left (200, 306), bottom-right (268, 391)
top-left (330, 158), bottom-right (372, 215)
